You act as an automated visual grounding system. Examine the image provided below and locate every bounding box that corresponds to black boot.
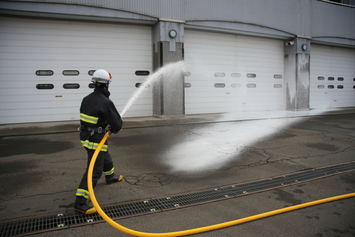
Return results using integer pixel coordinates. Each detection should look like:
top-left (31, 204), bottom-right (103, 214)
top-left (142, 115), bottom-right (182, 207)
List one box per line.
top-left (106, 174), bottom-right (124, 184)
top-left (74, 203), bottom-right (97, 215)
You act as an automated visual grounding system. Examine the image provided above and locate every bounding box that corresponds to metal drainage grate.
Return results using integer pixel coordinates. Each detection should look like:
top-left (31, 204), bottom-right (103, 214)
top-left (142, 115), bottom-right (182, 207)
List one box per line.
top-left (1, 162), bottom-right (354, 237)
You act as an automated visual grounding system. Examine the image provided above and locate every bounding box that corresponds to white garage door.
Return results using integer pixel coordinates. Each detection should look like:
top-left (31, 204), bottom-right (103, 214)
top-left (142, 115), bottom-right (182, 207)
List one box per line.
top-left (0, 17), bottom-right (152, 124)
top-left (184, 30), bottom-right (285, 114)
top-left (310, 45), bottom-right (355, 109)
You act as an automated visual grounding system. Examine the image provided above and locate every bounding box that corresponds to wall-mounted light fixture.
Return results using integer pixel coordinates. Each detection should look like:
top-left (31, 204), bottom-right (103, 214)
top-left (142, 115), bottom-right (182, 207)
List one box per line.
top-left (301, 44), bottom-right (308, 51)
top-left (169, 29), bottom-right (177, 38)
top-left (285, 40), bottom-right (294, 46)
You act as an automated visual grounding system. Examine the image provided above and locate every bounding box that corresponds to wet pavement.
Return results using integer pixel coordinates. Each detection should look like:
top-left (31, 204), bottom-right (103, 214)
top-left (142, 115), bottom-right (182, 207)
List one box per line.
top-left (0, 109), bottom-right (354, 236)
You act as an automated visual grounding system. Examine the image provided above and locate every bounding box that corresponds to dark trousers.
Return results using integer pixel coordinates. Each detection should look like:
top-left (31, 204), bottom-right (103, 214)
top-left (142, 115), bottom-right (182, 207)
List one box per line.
top-left (75, 148), bottom-right (114, 205)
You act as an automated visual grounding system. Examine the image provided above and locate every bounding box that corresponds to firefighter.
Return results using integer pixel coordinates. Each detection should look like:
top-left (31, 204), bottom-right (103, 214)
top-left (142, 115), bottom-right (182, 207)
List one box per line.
top-left (74, 69), bottom-right (123, 215)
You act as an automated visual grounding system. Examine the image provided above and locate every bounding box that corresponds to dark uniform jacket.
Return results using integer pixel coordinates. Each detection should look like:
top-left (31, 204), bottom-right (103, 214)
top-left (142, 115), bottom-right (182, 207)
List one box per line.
top-left (79, 87), bottom-right (122, 151)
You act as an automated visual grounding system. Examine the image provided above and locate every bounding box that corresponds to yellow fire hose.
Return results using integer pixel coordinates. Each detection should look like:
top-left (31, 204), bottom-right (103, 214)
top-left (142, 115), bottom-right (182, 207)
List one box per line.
top-left (88, 133), bottom-right (355, 237)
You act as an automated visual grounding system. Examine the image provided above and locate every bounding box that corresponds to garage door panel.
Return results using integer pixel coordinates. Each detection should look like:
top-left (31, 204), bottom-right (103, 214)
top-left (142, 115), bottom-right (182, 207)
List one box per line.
top-left (310, 45), bottom-right (355, 109)
top-left (187, 102), bottom-right (234, 109)
top-left (0, 98), bottom-right (82, 110)
top-left (1, 52), bottom-right (150, 63)
top-left (0, 93), bottom-right (88, 104)
top-left (1, 64), bottom-right (152, 76)
top-left (0, 16), bottom-right (152, 124)
top-left (185, 30), bottom-right (284, 114)
top-left (1, 39), bottom-right (151, 54)
top-left (0, 18), bottom-right (149, 39)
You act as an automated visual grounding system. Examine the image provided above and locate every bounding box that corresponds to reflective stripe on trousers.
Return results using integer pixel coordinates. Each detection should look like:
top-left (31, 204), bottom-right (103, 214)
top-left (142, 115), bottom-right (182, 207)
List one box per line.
top-left (76, 188), bottom-right (90, 199)
top-left (103, 167), bottom-right (115, 176)
top-left (81, 140), bottom-right (108, 152)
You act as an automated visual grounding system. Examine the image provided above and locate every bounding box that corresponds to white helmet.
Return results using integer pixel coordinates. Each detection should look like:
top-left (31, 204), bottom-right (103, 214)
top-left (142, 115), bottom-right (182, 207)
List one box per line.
top-left (91, 69), bottom-right (112, 84)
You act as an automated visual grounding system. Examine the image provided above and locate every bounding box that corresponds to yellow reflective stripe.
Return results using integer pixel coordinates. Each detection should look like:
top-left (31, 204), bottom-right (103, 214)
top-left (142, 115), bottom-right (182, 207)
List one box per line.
top-left (103, 167), bottom-right (115, 176)
top-left (76, 189), bottom-right (89, 199)
top-left (81, 140), bottom-right (108, 152)
top-left (80, 113), bottom-right (99, 124)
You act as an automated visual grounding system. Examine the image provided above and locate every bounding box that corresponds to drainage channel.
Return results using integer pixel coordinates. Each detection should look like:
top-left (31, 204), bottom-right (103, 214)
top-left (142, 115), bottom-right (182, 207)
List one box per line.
top-left (1, 162), bottom-right (354, 237)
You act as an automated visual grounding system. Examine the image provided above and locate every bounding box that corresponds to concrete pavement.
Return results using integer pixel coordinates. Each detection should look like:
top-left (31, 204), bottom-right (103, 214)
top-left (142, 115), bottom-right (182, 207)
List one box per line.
top-left (0, 109), bottom-right (355, 236)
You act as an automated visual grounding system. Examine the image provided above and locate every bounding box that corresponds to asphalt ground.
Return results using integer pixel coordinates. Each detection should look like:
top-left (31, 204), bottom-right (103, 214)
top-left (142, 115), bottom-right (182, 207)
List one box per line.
top-left (0, 109), bottom-right (355, 237)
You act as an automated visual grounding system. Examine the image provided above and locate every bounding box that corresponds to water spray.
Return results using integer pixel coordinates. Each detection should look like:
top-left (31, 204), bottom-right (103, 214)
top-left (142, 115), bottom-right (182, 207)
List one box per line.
top-left (121, 61), bottom-right (187, 117)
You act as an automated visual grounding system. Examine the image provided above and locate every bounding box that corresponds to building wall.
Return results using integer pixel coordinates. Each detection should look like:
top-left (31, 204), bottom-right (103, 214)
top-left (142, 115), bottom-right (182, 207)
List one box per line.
top-left (1, 0), bottom-right (354, 47)
top-left (0, 0), bottom-right (354, 122)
